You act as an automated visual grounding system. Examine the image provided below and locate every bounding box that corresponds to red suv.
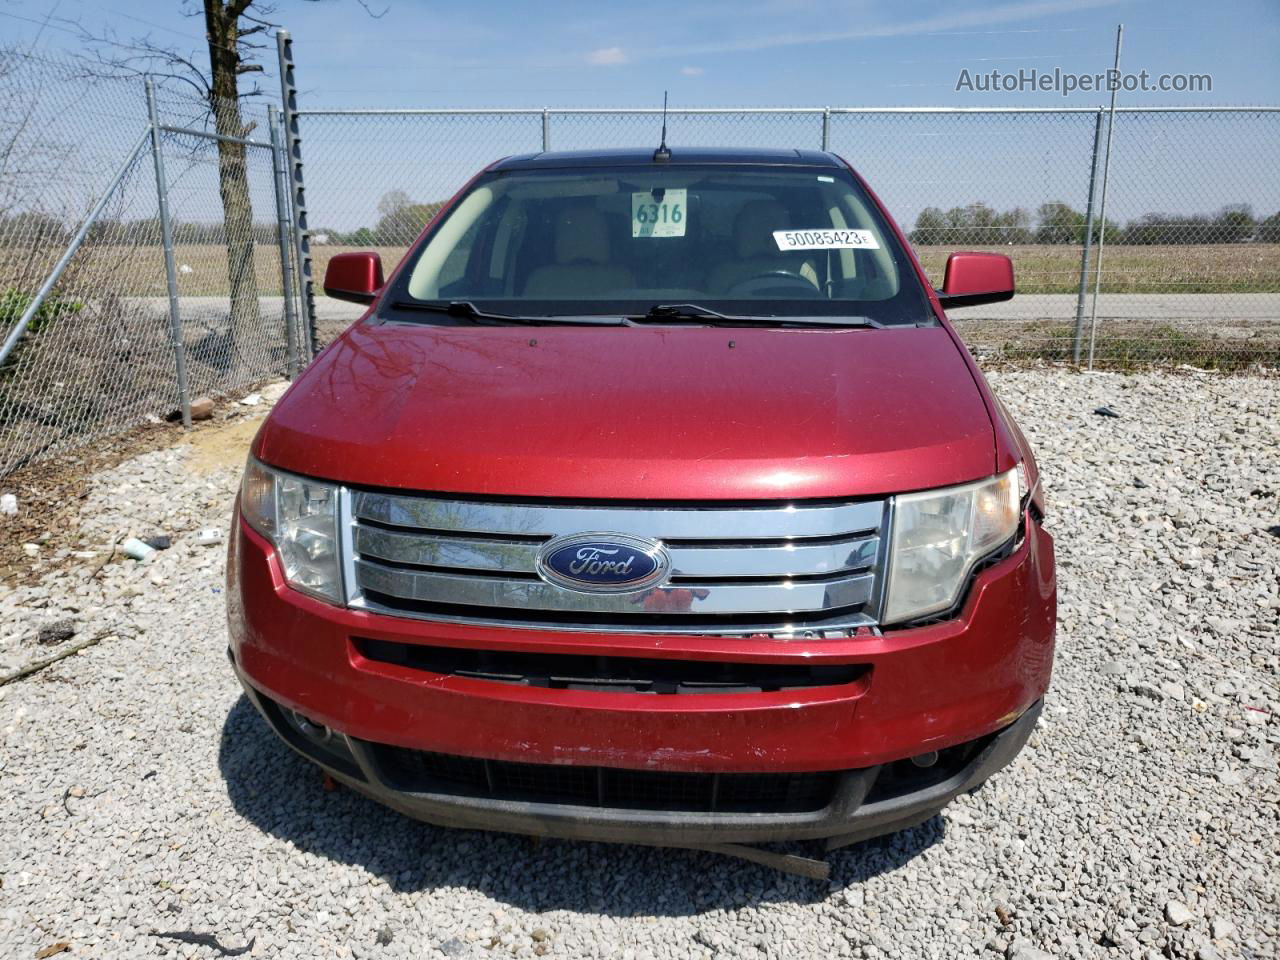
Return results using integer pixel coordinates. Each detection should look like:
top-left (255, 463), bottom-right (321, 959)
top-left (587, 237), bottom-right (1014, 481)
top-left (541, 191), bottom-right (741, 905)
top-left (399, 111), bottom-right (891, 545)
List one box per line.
top-left (227, 148), bottom-right (1055, 869)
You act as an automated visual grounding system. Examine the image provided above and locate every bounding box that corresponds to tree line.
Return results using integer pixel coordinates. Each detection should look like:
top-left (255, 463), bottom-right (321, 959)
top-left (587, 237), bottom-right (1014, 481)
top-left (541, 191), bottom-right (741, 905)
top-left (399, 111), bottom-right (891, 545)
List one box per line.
top-left (910, 202), bottom-right (1280, 245)
top-left (6, 195), bottom-right (1279, 251)
top-left (0, 186), bottom-right (446, 250)
top-left (313, 190), bottom-right (445, 246)
top-left (330, 194), bottom-right (1280, 247)
top-left (0, 211), bottom-right (281, 247)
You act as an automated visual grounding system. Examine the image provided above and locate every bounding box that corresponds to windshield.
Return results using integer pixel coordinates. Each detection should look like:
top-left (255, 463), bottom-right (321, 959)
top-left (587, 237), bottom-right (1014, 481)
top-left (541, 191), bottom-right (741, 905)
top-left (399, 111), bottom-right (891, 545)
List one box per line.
top-left (386, 163), bottom-right (933, 326)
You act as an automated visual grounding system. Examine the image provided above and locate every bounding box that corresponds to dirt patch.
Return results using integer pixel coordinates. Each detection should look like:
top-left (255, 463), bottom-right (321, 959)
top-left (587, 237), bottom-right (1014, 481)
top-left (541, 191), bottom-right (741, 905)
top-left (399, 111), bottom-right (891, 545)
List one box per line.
top-left (186, 413), bottom-right (265, 475)
top-left (0, 397), bottom-right (271, 587)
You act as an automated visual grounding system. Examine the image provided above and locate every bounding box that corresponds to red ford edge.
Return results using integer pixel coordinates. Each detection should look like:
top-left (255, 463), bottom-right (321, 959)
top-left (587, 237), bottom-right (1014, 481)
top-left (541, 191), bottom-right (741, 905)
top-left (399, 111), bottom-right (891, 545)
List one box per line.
top-left (226, 147), bottom-right (1055, 871)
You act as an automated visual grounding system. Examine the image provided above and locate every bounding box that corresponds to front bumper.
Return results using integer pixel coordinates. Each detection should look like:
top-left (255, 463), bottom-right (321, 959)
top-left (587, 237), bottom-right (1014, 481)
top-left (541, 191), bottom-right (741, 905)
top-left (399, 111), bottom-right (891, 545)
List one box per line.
top-left (227, 511), bottom-right (1055, 844)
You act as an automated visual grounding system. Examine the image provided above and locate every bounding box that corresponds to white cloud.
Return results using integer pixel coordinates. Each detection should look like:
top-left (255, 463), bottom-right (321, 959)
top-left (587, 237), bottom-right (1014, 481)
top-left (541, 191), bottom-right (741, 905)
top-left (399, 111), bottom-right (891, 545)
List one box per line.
top-left (587, 46), bottom-right (628, 66)
top-left (624, 0), bottom-right (1122, 61)
top-left (680, 65), bottom-right (705, 77)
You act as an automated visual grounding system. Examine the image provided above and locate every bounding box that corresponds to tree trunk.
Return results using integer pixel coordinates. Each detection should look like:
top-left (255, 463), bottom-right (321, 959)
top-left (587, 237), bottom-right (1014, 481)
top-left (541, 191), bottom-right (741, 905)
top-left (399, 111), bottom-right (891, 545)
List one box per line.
top-left (204, 1), bottom-right (261, 383)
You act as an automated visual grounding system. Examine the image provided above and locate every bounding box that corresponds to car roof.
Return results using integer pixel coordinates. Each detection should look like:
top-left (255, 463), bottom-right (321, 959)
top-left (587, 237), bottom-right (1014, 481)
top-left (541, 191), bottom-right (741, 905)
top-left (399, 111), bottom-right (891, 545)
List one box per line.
top-left (490, 147), bottom-right (844, 171)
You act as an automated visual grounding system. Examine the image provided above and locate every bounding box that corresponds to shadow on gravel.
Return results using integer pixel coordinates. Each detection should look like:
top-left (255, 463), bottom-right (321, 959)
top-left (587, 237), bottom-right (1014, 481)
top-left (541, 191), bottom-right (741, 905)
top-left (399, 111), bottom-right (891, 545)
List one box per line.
top-left (219, 695), bottom-right (942, 915)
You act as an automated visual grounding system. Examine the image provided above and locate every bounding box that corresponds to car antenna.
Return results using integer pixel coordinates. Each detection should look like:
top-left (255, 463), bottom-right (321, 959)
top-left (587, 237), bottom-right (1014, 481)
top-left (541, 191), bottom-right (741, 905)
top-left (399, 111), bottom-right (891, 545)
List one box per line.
top-left (653, 91), bottom-right (671, 163)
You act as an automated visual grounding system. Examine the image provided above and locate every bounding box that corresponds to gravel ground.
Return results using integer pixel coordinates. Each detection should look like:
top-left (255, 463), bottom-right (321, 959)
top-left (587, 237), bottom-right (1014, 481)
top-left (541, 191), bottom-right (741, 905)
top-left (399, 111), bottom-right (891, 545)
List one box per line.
top-left (1, 369), bottom-right (1277, 960)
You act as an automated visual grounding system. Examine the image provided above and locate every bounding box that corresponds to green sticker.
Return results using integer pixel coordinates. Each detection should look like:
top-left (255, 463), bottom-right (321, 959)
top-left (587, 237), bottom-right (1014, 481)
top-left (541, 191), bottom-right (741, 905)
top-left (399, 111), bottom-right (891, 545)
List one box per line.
top-left (632, 189), bottom-right (687, 238)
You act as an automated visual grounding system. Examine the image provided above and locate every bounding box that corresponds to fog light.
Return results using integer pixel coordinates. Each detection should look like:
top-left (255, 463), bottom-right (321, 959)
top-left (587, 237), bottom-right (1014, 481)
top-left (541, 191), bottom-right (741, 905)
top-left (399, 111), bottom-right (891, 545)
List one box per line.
top-left (909, 751), bottom-right (939, 768)
top-left (289, 710), bottom-right (331, 743)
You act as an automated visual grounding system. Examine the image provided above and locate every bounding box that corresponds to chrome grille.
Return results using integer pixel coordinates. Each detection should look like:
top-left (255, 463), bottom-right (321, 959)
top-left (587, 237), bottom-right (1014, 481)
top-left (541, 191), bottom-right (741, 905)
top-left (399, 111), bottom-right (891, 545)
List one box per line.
top-left (344, 492), bottom-right (889, 634)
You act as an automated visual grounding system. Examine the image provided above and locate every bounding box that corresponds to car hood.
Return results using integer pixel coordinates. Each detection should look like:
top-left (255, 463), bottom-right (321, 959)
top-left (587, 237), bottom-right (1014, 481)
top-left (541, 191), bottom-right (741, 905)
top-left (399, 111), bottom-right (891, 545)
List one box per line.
top-left (256, 321), bottom-right (995, 501)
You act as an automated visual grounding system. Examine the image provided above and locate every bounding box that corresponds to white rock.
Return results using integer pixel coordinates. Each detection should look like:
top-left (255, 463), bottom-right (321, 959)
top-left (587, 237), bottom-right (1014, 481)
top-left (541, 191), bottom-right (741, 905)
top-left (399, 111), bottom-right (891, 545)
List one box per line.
top-left (259, 381), bottom-right (290, 404)
top-left (1007, 941), bottom-right (1054, 960)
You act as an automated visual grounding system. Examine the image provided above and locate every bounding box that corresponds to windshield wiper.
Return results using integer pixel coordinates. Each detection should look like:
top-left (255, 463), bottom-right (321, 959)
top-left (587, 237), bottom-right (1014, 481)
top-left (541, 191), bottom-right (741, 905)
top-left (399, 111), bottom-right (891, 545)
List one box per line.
top-left (385, 300), bottom-right (627, 326)
top-left (632, 303), bottom-right (884, 328)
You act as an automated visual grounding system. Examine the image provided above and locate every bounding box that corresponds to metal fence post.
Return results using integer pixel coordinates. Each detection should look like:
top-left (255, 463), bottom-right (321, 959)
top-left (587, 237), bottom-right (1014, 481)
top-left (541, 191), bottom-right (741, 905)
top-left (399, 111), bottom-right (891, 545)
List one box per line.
top-left (821, 107), bottom-right (831, 150)
top-left (145, 77), bottom-right (191, 428)
top-left (269, 106), bottom-right (301, 379)
top-left (1072, 109), bottom-right (1105, 364)
top-left (277, 30), bottom-right (317, 358)
top-left (541, 108), bottom-right (551, 151)
top-left (1087, 24), bottom-right (1124, 370)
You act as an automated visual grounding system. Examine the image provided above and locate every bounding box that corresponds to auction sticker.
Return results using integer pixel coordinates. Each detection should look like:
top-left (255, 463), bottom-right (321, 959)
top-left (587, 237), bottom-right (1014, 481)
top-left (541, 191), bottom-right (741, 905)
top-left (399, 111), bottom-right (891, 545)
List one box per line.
top-left (632, 189), bottom-right (687, 238)
top-left (773, 228), bottom-right (880, 251)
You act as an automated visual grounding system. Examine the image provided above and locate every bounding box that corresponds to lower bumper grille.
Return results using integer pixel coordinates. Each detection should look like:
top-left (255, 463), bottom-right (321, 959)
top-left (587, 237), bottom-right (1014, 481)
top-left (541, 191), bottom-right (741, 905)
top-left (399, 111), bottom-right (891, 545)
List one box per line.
top-left (372, 745), bottom-right (840, 814)
top-left (354, 637), bottom-right (871, 695)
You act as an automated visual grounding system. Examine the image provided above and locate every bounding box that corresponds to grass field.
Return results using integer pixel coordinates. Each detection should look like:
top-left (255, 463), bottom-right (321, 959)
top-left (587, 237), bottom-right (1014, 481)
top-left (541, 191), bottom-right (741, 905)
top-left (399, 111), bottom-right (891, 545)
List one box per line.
top-left (947, 318), bottom-right (1280, 371)
top-left (3, 243), bottom-right (1279, 299)
top-left (913, 243), bottom-right (1280, 295)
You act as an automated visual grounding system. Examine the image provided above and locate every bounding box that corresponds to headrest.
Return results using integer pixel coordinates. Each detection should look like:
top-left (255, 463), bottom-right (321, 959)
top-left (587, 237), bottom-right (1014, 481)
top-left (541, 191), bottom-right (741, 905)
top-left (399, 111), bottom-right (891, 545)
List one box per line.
top-left (734, 199), bottom-right (789, 258)
top-left (555, 206), bottom-right (610, 265)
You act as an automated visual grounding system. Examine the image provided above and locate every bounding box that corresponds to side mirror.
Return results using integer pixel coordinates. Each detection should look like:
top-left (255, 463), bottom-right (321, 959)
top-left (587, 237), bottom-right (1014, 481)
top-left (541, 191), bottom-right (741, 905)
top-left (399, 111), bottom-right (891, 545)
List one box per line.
top-left (937, 252), bottom-right (1015, 308)
top-left (323, 252), bottom-right (384, 304)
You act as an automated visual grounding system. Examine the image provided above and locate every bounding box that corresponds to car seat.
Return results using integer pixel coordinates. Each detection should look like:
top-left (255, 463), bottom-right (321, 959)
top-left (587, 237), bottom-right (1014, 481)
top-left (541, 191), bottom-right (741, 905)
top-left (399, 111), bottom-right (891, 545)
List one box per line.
top-left (706, 199), bottom-right (819, 294)
top-left (524, 206), bottom-right (636, 297)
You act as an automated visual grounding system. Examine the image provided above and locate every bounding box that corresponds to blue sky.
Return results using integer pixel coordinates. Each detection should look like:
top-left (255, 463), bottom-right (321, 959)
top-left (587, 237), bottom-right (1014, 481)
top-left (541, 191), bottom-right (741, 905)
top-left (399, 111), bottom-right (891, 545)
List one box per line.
top-left (3, 0), bottom-right (1277, 109)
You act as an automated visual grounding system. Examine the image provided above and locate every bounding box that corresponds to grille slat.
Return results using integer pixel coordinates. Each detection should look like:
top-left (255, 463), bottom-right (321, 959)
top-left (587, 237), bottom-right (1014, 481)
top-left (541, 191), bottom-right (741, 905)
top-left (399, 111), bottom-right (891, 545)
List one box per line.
top-left (354, 524), bottom-right (879, 578)
top-left (347, 491), bottom-right (888, 633)
top-left (353, 492), bottom-right (883, 541)
top-left (355, 559), bottom-right (876, 616)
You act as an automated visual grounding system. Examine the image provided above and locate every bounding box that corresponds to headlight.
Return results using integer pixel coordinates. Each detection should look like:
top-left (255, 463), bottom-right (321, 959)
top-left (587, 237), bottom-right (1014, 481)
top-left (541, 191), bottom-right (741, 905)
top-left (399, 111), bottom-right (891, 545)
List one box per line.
top-left (240, 457), bottom-right (343, 603)
top-left (883, 468), bottom-right (1020, 625)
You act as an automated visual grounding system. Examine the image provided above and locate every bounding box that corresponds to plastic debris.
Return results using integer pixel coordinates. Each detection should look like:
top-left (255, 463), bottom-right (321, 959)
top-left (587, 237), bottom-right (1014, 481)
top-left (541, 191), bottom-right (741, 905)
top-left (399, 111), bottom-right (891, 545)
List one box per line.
top-left (239, 393), bottom-right (262, 406)
top-left (1093, 405), bottom-right (1120, 418)
top-left (197, 528), bottom-right (224, 546)
top-left (143, 534), bottom-right (172, 551)
top-left (0, 493), bottom-right (16, 516)
top-left (121, 537), bottom-right (157, 561)
top-left (152, 931), bottom-right (255, 957)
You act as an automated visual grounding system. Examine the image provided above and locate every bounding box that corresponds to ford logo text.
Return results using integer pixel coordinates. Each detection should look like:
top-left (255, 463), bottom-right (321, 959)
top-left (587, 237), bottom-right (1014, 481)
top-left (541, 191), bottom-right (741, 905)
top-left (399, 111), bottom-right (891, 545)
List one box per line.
top-left (535, 533), bottom-right (671, 594)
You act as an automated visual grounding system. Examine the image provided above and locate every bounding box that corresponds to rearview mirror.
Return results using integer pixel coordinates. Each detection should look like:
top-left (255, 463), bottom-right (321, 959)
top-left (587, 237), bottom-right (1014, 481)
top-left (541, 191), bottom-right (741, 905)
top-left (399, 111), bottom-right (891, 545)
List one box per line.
top-left (937, 252), bottom-right (1014, 308)
top-left (323, 252), bottom-right (384, 304)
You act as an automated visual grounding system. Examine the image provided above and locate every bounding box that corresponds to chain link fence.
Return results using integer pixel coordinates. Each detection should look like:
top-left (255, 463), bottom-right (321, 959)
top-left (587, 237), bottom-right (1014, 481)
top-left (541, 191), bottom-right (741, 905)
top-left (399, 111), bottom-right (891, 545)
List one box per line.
top-left (3, 45), bottom-right (1277, 478)
top-left (297, 106), bottom-right (1280, 369)
top-left (0, 47), bottom-right (302, 476)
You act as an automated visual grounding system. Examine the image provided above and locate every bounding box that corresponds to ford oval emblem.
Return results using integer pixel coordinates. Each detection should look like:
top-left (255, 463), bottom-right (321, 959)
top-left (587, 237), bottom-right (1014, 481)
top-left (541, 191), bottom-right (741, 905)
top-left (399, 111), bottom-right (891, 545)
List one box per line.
top-left (535, 533), bottom-right (670, 594)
